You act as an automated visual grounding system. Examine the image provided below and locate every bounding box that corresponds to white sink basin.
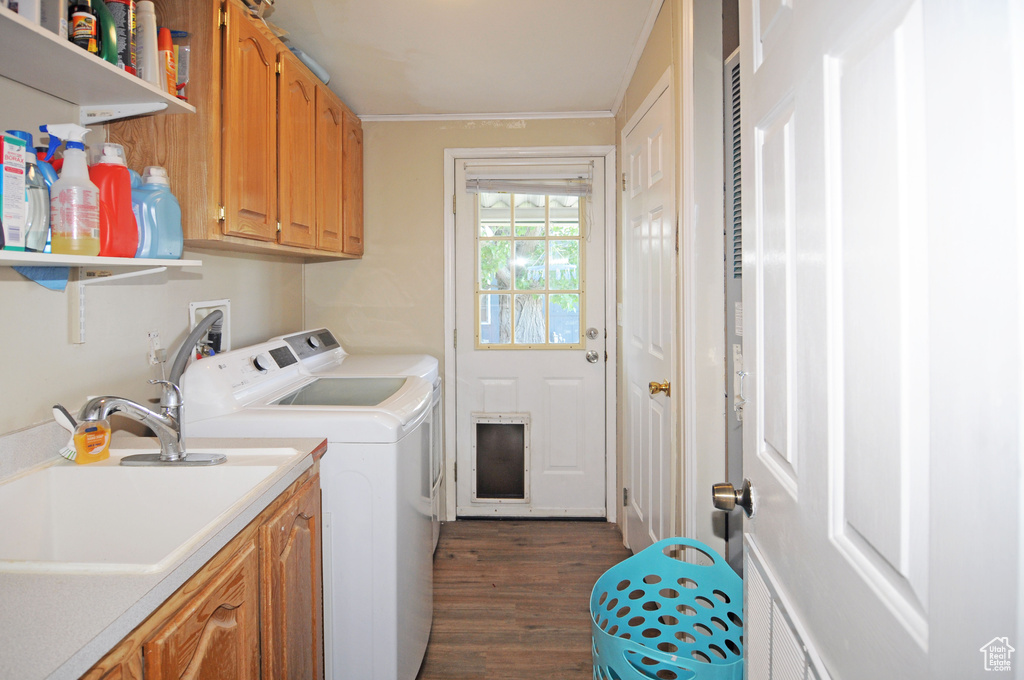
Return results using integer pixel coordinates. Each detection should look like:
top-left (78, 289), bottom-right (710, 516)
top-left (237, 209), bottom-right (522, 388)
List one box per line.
top-left (0, 448), bottom-right (302, 573)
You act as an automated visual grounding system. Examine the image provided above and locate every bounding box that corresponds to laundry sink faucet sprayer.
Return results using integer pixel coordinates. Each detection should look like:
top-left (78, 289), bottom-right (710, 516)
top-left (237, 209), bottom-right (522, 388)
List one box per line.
top-left (78, 311), bottom-right (227, 466)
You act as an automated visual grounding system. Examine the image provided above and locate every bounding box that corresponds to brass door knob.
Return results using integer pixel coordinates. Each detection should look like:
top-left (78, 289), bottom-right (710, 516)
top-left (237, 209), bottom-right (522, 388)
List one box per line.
top-left (648, 380), bottom-right (671, 397)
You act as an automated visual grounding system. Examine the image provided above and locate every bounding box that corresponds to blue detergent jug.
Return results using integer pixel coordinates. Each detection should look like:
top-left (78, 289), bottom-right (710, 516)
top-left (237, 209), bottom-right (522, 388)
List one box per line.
top-left (132, 166), bottom-right (183, 259)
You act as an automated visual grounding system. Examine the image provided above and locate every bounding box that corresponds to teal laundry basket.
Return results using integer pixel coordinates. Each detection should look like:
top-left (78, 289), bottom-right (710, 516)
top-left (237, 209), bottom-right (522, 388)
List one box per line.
top-left (590, 538), bottom-right (743, 680)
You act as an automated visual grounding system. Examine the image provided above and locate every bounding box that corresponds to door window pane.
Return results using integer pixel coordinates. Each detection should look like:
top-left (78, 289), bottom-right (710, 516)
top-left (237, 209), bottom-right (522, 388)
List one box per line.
top-left (479, 192), bottom-right (511, 236)
top-left (549, 294), bottom-right (580, 344)
top-left (549, 195), bottom-right (581, 236)
top-left (514, 294), bottom-right (545, 344)
top-left (479, 240), bottom-right (511, 290)
top-left (479, 294), bottom-right (511, 344)
top-left (514, 240), bottom-right (546, 290)
top-left (548, 240), bottom-right (579, 290)
top-left (514, 194), bottom-right (546, 237)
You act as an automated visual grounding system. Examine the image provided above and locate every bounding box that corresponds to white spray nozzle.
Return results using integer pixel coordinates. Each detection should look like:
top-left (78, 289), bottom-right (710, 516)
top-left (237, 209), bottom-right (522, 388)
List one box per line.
top-left (39, 124), bottom-right (91, 160)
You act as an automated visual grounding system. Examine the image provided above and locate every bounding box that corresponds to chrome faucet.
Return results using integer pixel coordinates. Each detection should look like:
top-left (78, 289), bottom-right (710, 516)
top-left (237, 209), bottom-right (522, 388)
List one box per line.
top-left (79, 380), bottom-right (224, 466)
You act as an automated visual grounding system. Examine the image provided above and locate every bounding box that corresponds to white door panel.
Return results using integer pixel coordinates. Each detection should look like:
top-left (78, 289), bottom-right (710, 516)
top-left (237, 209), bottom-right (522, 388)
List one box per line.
top-left (623, 79), bottom-right (676, 551)
top-left (740, 0), bottom-right (1021, 676)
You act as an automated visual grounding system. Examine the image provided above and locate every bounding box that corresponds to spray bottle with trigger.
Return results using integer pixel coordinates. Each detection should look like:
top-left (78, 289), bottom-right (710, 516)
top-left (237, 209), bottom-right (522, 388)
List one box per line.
top-left (41, 124), bottom-right (100, 256)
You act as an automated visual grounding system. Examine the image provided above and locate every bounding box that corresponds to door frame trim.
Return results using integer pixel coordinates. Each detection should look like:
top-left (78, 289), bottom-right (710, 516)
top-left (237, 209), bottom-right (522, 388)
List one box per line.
top-left (443, 145), bottom-right (618, 522)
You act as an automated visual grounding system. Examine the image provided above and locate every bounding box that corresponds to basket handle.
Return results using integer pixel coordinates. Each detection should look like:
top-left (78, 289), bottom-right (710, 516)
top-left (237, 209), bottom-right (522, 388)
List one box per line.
top-left (641, 537), bottom-right (727, 570)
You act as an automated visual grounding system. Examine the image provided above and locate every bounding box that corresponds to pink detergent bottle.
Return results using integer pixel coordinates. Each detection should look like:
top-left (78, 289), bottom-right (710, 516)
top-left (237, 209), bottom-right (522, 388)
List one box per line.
top-left (89, 142), bottom-right (139, 257)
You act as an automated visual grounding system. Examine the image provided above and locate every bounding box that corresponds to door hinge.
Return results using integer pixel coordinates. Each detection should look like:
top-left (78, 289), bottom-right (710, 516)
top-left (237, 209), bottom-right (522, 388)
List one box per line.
top-left (276, 221), bottom-right (282, 233)
top-left (623, 487), bottom-right (629, 506)
top-left (454, 461), bottom-right (457, 482)
top-left (621, 172), bottom-right (626, 192)
top-left (219, 7), bottom-right (227, 28)
top-left (453, 329), bottom-right (457, 349)
top-left (276, 61), bottom-right (283, 75)
top-left (217, 205), bottom-right (226, 222)
top-left (452, 194), bottom-right (456, 214)
top-left (675, 217), bottom-right (680, 253)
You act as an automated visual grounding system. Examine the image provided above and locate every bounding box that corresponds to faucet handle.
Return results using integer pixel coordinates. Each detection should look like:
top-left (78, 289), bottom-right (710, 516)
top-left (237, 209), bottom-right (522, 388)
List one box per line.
top-left (150, 379), bottom-right (183, 408)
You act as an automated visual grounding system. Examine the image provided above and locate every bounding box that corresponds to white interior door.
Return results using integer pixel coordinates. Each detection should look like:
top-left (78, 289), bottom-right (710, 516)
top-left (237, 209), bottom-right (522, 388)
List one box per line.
top-left (454, 156), bottom-right (608, 517)
top-left (740, 0), bottom-right (1022, 677)
top-left (622, 78), bottom-right (676, 552)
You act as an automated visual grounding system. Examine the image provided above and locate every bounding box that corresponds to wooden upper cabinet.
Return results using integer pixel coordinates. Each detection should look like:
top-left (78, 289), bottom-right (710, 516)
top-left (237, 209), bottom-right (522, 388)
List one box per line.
top-left (315, 85), bottom-right (344, 253)
top-left (278, 50), bottom-right (318, 248)
top-left (260, 474), bottom-right (324, 680)
top-left (342, 109), bottom-right (364, 256)
top-left (221, 0), bottom-right (278, 242)
top-left (106, 0), bottom-right (362, 259)
top-left (143, 540), bottom-right (261, 680)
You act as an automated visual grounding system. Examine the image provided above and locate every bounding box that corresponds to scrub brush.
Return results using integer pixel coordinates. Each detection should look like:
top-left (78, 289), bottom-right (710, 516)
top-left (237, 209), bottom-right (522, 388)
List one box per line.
top-left (53, 404), bottom-right (77, 461)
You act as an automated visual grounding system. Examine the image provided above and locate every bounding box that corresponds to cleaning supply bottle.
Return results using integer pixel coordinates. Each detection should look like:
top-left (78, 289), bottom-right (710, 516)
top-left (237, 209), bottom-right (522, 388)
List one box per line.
top-left (73, 418), bottom-right (111, 464)
top-left (105, 0), bottom-right (136, 75)
top-left (128, 168), bottom-right (148, 256)
top-left (1, 132), bottom-right (27, 251)
top-left (34, 146), bottom-right (58, 188)
top-left (158, 26), bottom-right (176, 96)
top-left (89, 142), bottom-right (138, 257)
top-left (42, 123), bottom-right (100, 256)
top-left (69, 1), bottom-right (100, 55)
top-left (5, 130), bottom-right (50, 252)
top-left (134, 166), bottom-right (182, 259)
top-left (135, 1), bottom-right (161, 89)
top-left (93, 0), bottom-right (119, 66)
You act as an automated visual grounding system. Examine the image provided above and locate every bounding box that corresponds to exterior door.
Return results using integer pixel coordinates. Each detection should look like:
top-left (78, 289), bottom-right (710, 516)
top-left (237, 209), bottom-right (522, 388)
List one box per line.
top-left (740, 0), bottom-right (1022, 677)
top-left (454, 156), bottom-right (607, 517)
top-left (622, 80), bottom-right (675, 552)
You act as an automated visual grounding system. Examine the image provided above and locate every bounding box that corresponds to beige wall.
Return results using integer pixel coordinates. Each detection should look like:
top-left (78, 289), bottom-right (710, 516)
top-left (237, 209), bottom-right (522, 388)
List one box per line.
top-left (0, 78), bottom-right (305, 437)
top-left (303, 117), bottom-right (616, 365)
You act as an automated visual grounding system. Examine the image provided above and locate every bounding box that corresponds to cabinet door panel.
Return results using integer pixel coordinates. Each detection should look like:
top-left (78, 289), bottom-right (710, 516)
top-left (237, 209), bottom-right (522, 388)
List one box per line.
top-left (279, 51), bottom-right (317, 248)
top-left (315, 86), bottom-right (344, 252)
top-left (222, 1), bottom-right (278, 241)
top-left (143, 540), bottom-right (260, 680)
top-left (342, 110), bottom-right (364, 255)
top-left (261, 474), bottom-right (324, 680)
top-left (80, 656), bottom-right (144, 680)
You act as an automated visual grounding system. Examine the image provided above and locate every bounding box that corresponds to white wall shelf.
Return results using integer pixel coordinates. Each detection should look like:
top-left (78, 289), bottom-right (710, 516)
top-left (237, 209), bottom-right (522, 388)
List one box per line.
top-left (2, 252), bottom-right (202, 343)
top-left (0, 251), bottom-right (201, 269)
top-left (0, 6), bottom-right (195, 124)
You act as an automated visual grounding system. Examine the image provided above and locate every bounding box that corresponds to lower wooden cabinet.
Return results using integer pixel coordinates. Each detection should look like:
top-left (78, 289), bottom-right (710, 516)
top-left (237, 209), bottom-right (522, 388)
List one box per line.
top-left (82, 469), bottom-right (323, 680)
top-left (260, 475), bottom-right (323, 680)
top-left (144, 541), bottom-right (260, 679)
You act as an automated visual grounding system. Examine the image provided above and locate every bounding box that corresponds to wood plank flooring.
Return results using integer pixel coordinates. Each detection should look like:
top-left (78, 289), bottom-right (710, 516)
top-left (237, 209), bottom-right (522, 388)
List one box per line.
top-left (416, 520), bottom-right (632, 680)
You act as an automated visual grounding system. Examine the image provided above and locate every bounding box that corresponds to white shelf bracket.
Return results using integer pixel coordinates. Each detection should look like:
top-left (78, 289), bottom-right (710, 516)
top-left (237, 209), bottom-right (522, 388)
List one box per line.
top-left (79, 102), bottom-right (169, 125)
top-left (68, 266), bottom-right (168, 344)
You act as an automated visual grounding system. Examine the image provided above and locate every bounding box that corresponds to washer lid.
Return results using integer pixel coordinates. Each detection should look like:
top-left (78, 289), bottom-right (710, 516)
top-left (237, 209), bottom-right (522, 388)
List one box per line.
top-left (273, 377), bottom-right (408, 406)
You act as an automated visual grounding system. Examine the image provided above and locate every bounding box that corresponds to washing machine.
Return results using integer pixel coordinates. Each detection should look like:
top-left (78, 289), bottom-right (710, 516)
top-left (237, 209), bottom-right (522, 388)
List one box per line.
top-left (269, 329), bottom-right (443, 551)
top-left (181, 329), bottom-right (439, 680)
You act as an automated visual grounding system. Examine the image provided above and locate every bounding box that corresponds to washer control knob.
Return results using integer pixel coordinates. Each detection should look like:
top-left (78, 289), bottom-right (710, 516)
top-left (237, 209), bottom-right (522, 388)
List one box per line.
top-left (252, 353), bottom-right (273, 373)
top-left (307, 335), bottom-right (322, 349)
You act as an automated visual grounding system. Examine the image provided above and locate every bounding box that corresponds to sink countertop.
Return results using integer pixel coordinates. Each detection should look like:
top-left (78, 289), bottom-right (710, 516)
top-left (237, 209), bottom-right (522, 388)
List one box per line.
top-left (0, 436), bottom-right (327, 680)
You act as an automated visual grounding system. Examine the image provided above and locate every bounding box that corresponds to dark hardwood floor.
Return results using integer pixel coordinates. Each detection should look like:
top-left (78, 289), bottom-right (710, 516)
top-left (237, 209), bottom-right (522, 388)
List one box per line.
top-left (416, 519), bottom-right (632, 680)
